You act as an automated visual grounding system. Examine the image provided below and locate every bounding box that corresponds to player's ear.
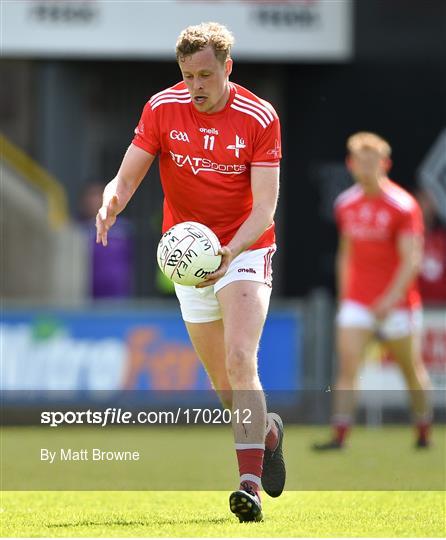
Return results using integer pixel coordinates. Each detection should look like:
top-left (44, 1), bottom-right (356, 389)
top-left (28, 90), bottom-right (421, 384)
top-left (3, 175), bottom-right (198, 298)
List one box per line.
top-left (345, 156), bottom-right (352, 171)
top-left (225, 58), bottom-right (233, 77)
top-left (384, 158), bottom-right (392, 172)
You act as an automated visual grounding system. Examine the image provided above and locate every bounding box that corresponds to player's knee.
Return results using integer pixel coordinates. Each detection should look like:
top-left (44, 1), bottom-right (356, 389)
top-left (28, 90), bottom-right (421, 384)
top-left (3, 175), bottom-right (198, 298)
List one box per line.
top-left (226, 347), bottom-right (257, 385)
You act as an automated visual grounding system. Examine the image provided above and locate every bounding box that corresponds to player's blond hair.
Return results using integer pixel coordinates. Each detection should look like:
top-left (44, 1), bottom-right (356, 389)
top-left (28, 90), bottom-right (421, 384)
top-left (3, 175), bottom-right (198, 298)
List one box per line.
top-left (176, 22), bottom-right (234, 64)
top-left (347, 132), bottom-right (392, 158)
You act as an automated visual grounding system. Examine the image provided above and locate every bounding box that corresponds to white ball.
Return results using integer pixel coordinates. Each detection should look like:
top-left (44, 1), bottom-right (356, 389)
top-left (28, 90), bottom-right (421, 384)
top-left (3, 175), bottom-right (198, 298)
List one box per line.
top-left (157, 222), bottom-right (222, 286)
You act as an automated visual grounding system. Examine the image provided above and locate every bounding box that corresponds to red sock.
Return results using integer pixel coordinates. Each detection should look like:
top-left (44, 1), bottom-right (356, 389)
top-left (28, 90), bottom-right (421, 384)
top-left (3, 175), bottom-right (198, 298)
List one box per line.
top-left (235, 446), bottom-right (264, 493)
top-left (333, 422), bottom-right (350, 444)
top-left (416, 421), bottom-right (431, 443)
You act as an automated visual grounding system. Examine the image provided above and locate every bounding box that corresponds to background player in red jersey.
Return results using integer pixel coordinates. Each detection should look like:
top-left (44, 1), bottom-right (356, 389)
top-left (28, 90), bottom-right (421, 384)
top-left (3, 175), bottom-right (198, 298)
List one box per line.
top-left (314, 132), bottom-right (433, 451)
top-left (416, 188), bottom-right (446, 304)
top-left (95, 22), bottom-right (285, 521)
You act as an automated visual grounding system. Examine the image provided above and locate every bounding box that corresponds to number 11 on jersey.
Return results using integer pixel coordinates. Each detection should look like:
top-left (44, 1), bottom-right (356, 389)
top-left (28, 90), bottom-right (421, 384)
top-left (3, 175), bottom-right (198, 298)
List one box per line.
top-left (203, 135), bottom-right (215, 150)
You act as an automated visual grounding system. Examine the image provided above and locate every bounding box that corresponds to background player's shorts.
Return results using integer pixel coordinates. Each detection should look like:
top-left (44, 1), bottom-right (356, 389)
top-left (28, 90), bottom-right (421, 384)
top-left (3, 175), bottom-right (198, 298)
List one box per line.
top-left (174, 245), bottom-right (276, 323)
top-left (337, 300), bottom-right (422, 340)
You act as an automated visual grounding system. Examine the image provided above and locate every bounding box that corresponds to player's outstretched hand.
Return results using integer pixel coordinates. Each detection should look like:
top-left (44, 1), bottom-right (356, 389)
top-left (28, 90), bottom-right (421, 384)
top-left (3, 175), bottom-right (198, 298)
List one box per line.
top-left (195, 246), bottom-right (234, 288)
top-left (95, 195), bottom-right (120, 247)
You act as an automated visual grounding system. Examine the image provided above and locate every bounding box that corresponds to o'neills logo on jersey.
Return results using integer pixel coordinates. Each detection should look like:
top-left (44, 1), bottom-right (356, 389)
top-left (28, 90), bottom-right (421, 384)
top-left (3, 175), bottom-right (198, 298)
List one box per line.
top-left (169, 151), bottom-right (246, 175)
top-left (199, 127), bottom-right (219, 135)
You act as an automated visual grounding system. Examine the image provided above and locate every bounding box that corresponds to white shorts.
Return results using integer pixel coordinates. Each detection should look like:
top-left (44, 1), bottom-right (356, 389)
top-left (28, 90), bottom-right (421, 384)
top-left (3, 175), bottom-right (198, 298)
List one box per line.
top-left (337, 300), bottom-right (422, 340)
top-left (174, 245), bottom-right (276, 323)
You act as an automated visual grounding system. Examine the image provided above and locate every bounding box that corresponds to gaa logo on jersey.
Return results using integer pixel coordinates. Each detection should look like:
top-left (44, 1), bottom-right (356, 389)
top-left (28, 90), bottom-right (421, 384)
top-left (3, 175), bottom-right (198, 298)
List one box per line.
top-left (170, 130), bottom-right (190, 142)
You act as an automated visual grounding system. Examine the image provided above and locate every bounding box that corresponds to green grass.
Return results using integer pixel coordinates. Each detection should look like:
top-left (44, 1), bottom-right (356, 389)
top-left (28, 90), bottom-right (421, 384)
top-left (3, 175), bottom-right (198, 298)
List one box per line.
top-left (1, 491), bottom-right (445, 537)
top-left (1, 425), bottom-right (445, 536)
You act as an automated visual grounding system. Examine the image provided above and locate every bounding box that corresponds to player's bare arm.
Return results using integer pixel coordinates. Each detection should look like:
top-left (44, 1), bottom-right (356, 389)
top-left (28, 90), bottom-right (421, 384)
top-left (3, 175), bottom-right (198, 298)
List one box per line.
top-left (96, 144), bottom-right (156, 246)
top-left (372, 233), bottom-right (423, 319)
top-left (196, 166), bottom-right (280, 288)
top-left (336, 234), bottom-right (350, 304)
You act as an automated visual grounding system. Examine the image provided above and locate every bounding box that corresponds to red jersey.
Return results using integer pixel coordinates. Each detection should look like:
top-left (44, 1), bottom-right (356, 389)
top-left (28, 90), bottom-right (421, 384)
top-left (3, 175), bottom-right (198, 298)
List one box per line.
top-left (132, 81), bottom-right (281, 249)
top-left (335, 180), bottom-right (424, 309)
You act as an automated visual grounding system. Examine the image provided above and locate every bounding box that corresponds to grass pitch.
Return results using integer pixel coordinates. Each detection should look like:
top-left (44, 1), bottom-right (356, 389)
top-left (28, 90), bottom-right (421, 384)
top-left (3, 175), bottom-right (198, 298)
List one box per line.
top-left (1, 425), bottom-right (445, 537)
top-left (1, 490), bottom-right (445, 537)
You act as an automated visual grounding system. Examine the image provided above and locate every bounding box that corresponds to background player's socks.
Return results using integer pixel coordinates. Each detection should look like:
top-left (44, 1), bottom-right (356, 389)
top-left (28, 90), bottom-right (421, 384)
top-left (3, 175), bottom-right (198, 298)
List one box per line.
top-left (333, 424), bottom-right (350, 445)
top-left (265, 413), bottom-right (279, 451)
top-left (414, 411), bottom-right (432, 447)
top-left (415, 420), bottom-right (431, 447)
top-left (312, 414), bottom-right (351, 450)
top-left (235, 444), bottom-right (264, 493)
top-left (333, 414), bottom-right (352, 445)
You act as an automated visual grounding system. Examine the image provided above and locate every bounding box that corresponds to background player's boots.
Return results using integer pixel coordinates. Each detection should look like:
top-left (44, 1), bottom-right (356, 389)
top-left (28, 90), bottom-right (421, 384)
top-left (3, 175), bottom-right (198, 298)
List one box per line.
top-left (262, 412), bottom-right (286, 497)
top-left (415, 436), bottom-right (430, 449)
top-left (312, 439), bottom-right (344, 451)
top-left (229, 481), bottom-right (263, 522)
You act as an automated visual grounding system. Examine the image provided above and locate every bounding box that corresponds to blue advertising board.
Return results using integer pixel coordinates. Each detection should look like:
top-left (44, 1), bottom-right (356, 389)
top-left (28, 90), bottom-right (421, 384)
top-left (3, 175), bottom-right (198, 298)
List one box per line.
top-left (1, 307), bottom-right (302, 393)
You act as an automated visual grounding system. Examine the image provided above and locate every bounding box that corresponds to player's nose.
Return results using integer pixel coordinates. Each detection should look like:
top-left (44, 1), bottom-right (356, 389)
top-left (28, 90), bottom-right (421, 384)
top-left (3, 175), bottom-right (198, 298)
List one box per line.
top-left (192, 77), bottom-right (204, 91)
